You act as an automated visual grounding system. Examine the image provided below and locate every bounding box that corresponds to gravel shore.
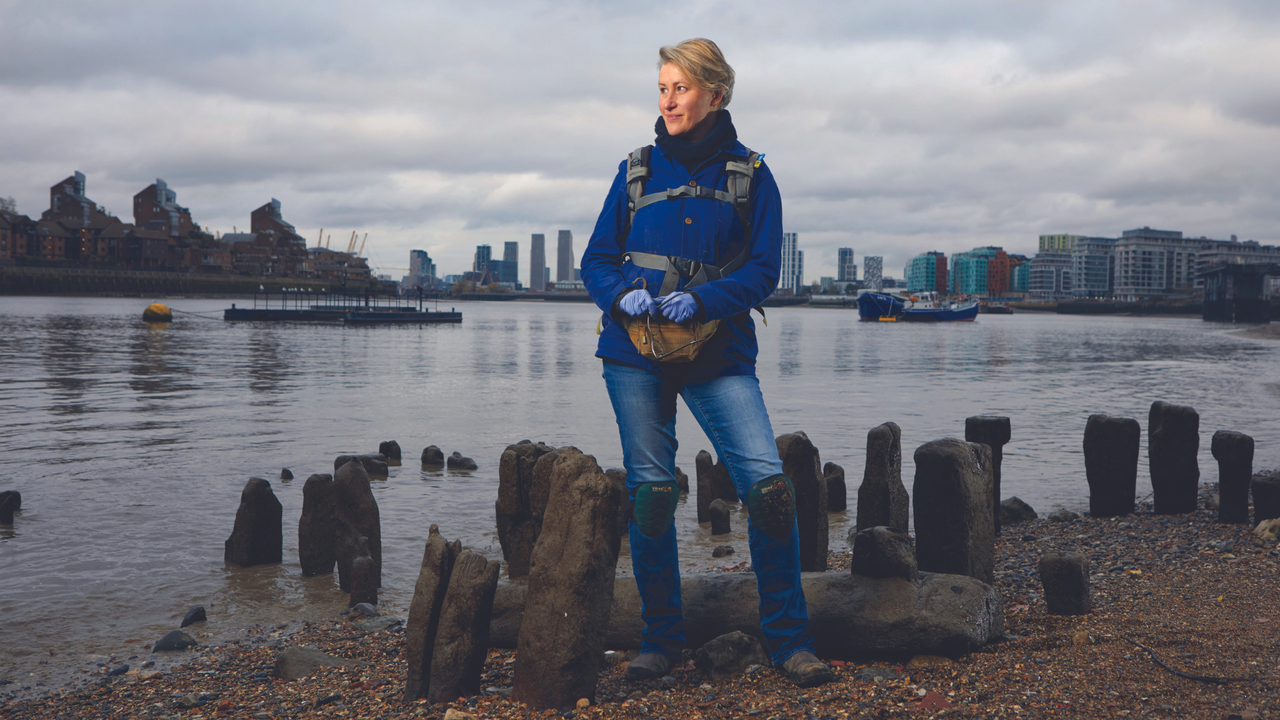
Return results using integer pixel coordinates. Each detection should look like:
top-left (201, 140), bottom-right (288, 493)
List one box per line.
top-left (5, 485), bottom-right (1278, 720)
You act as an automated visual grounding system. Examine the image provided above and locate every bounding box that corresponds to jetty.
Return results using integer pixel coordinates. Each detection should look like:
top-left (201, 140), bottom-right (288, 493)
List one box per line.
top-left (223, 290), bottom-right (461, 324)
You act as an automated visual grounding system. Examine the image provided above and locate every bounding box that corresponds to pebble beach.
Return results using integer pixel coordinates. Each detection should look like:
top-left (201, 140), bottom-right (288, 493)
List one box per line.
top-left (5, 482), bottom-right (1278, 720)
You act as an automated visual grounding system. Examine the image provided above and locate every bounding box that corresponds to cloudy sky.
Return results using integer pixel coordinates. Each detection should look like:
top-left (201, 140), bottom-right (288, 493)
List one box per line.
top-left (3, 0), bottom-right (1279, 281)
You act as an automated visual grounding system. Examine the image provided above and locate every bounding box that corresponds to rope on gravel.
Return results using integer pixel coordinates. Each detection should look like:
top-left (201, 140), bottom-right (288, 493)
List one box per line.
top-left (1124, 638), bottom-right (1246, 684)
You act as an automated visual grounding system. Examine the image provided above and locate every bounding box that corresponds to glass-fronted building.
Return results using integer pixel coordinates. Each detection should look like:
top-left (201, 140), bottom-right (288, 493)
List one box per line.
top-left (906, 251), bottom-right (947, 293)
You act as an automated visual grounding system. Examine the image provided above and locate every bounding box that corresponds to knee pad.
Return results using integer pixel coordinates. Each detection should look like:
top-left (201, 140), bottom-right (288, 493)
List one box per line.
top-left (747, 474), bottom-right (796, 540)
top-left (633, 481), bottom-right (680, 538)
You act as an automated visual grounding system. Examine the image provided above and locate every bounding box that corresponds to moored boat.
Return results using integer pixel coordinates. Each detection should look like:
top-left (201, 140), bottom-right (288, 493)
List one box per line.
top-left (901, 292), bottom-right (980, 322)
top-left (857, 290), bottom-right (979, 322)
top-left (856, 291), bottom-right (907, 321)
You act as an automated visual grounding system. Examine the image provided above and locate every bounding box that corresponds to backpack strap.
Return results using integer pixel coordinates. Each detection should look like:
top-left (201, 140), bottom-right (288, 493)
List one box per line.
top-left (625, 145), bottom-right (653, 239)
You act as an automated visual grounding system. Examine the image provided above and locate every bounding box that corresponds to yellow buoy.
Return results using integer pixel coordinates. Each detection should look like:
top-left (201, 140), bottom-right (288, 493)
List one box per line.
top-left (142, 302), bottom-right (173, 323)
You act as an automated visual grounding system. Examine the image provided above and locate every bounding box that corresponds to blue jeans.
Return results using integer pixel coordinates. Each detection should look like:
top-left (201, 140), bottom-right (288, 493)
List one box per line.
top-left (602, 361), bottom-right (814, 665)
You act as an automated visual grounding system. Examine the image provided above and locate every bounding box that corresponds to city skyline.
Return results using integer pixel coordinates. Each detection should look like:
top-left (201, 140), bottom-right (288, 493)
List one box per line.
top-left (3, 2), bottom-right (1280, 279)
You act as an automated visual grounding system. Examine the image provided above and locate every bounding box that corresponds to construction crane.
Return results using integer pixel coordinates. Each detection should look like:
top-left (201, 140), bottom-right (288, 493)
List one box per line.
top-left (357, 232), bottom-right (368, 258)
top-left (317, 228), bottom-right (323, 247)
top-left (346, 231), bottom-right (358, 254)
top-left (325, 234), bottom-right (331, 249)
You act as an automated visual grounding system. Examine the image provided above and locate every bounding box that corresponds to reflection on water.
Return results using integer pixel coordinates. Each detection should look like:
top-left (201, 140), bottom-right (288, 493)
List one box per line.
top-left (1, 296), bottom-right (1278, 695)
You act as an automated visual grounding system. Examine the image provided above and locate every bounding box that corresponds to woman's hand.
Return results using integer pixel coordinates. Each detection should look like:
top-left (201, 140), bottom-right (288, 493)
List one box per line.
top-left (658, 293), bottom-right (698, 323)
top-left (619, 289), bottom-right (658, 317)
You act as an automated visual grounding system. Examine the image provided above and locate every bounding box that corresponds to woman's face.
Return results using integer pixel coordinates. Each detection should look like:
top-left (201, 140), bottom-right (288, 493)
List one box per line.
top-left (659, 63), bottom-right (722, 140)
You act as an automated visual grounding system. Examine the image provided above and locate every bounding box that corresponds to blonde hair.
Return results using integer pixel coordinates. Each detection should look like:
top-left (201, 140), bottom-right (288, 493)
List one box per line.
top-left (658, 38), bottom-right (734, 110)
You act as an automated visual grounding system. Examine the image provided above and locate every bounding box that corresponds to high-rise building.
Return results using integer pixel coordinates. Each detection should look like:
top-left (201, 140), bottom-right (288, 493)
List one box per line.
top-left (837, 247), bottom-right (857, 282)
top-left (530, 233), bottom-right (546, 291)
top-left (409, 249), bottom-right (436, 289)
top-left (557, 229), bottom-right (573, 282)
top-left (863, 256), bottom-right (883, 291)
top-left (1112, 227), bottom-right (1197, 301)
top-left (500, 240), bottom-right (519, 285)
top-left (474, 244), bottom-right (492, 273)
top-left (906, 251), bottom-right (947, 293)
top-left (1071, 237), bottom-right (1117, 298)
top-left (1028, 253), bottom-right (1073, 299)
top-left (780, 232), bottom-right (803, 292)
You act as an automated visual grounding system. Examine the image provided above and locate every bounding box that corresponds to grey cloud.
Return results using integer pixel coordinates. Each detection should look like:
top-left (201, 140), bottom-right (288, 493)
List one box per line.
top-left (4, 0), bottom-right (1280, 278)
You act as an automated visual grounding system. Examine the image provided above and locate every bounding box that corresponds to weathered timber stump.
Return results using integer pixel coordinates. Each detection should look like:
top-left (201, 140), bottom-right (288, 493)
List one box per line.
top-left (776, 431), bottom-right (828, 572)
top-left (224, 478), bottom-right (283, 567)
top-left (378, 440), bottom-right (402, 462)
top-left (1252, 472), bottom-right (1280, 525)
top-left (913, 439), bottom-right (994, 584)
top-left (824, 462), bottom-right (847, 512)
top-left (965, 416), bottom-right (1010, 535)
top-left (1039, 552), bottom-right (1091, 615)
top-left (709, 498), bottom-right (731, 535)
top-left (495, 441), bottom-right (557, 578)
top-left (298, 473), bottom-right (337, 576)
top-left (512, 447), bottom-right (624, 711)
top-left (1211, 430), bottom-right (1254, 524)
top-left (858, 422), bottom-right (909, 532)
top-left (333, 453), bottom-right (389, 478)
top-left (696, 450), bottom-right (737, 522)
top-left (1149, 401), bottom-right (1200, 514)
top-left (404, 525), bottom-right (460, 703)
top-left (334, 460), bottom-right (382, 592)
top-left (1084, 414), bottom-right (1140, 518)
top-left (427, 551), bottom-right (501, 703)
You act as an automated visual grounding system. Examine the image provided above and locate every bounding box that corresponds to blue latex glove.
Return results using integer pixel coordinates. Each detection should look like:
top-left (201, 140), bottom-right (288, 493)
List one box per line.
top-left (658, 292), bottom-right (698, 324)
top-left (619, 288), bottom-right (658, 317)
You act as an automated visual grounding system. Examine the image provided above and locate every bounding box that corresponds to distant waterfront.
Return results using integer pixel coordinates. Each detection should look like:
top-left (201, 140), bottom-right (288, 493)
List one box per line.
top-left (1, 296), bottom-right (1277, 693)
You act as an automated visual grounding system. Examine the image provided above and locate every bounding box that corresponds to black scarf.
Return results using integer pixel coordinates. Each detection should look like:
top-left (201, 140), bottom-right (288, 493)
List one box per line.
top-left (654, 110), bottom-right (737, 169)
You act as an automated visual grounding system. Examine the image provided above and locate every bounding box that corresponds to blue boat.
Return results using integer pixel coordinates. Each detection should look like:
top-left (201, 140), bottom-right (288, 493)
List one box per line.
top-left (857, 290), bottom-right (979, 322)
top-left (856, 291), bottom-right (907, 321)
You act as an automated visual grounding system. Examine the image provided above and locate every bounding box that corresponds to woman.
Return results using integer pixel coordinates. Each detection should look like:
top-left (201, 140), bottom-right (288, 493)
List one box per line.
top-left (581, 38), bottom-right (834, 688)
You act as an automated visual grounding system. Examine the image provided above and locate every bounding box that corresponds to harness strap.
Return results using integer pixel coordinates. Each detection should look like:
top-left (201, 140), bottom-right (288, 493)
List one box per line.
top-left (623, 146), bottom-right (761, 297)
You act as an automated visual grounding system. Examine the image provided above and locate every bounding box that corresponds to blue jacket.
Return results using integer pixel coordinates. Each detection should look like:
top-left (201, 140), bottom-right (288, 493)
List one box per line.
top-left (581, 139), bottom-right (783, 379)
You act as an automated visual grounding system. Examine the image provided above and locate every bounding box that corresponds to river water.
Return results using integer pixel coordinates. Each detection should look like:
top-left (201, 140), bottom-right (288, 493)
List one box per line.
top-left (1, 295), bottom-right (1276, 692)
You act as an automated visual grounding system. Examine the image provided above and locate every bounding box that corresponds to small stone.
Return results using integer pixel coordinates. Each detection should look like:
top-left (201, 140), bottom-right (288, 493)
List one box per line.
top-left (280, 468), bottom-right (293, 480)
top-left (152, 630), bottom-right (198, 652)
top-left (576, 698), bottom-right (591, 709)
top-left (999, 497), bottom-right (1038, 525)
top-left (177, 692), bottom-right (201, 708)
top-left (1253, 518), bottom-right (1280, 542)
top-left (180, 606), bottom-right (207, 628)
top-left (694, 630), bottom-right (769, 681)
top-left (442, 709), bottom-right (474, 720)
top-left (107, 664), bottom-right (129, 677)
top-left (1071, 631), bottom-right (1093, 645)
top-left (1047, 509), bottom-right (1080, 523)
top-left (349, 602), bottom-right (379, 618)
top-left (712, 545), bottom-right (735, 558)
top-left (353, 617), bottom-right (401, 632)
top-left (272, 646), bottom-right (364, 681)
